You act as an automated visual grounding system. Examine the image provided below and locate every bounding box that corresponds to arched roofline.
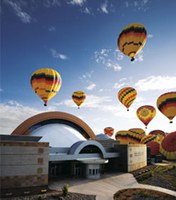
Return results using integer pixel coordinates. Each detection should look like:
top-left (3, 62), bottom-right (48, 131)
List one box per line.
top-left (69, 140), bottom-right (106, 158)
top-left (11, 111), bottom-right (96, 140)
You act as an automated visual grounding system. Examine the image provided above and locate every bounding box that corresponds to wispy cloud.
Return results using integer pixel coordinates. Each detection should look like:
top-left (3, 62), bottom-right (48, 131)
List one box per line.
top-left (50, 49), bottom-right (68, 60)
top-left (0, 101), bottom-right (41, 134)
top-left (124, 0), bottom-right (150, 11)
top-left (4, 0), bottom-right (32, 23)
top-left (94, 48), bottom-right (122, 72)
top-left (135, 76), bottom-right (176, 91)
top-left (100, 1), bottom-right (109, 14)
top-left (0, 88), bottom-right (3, 92)
top-left (148, 34), bottom-right (153, 38)
top-left (86, 83), bottom-right (96, 91)
top-left (48, 26), bottom-right (56, 32)
top-left (134, 51), bottom-right (144, 62)
top-left (80, 70), bottom-right (94, 81)
top-left (68, 0), bottom-right (86, 6)
top-left (81, 7), bottom-right (91, 14)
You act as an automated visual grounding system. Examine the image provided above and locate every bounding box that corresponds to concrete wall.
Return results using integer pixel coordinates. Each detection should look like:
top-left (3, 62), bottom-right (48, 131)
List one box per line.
top-left (127, 144), bottom-right (147, 172)
top-left (0, 140), bottom-right (49, 197)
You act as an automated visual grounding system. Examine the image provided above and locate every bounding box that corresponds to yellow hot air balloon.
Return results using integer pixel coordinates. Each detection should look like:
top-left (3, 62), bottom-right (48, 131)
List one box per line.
top-left (115, 130), bottom-right (130, 144)
top-left (136, 105), bottom-right (156, 129)
top-left (128, 128), bottom-right (146, 143)
top-left (72, 90), bottom-right (86, 109)
top-left (156, 92), bottom-right (176, 123)
top-left (118, 87), bottom-right (137, 111)
top-left (117, 23), bottom-right (147, 61)
top-left (30, 68), bottom-right (62, 106)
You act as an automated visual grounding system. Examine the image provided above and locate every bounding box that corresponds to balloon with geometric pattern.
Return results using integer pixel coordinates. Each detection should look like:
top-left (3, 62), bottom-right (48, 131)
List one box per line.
top-left (136, 105), bottom-right (156, 129)
top-left (149, 130), bottom-right (166, 143)
top-left (157, 91), bottom-right (176, 123)
top-left (118, 87), bottom-right (137, 111)
top-left (104, 127), bottom-right (114, 137)
top-left (72, 90), bottom-right (86, 109)
top-left (117, 23), bottom-right (147, 61)
top-left (128, 128), bottom-right (146, 143)
top-left (30, 68), bottom-right (62, 106)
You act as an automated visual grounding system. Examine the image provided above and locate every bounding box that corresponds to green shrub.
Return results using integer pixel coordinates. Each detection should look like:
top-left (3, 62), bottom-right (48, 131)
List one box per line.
top-left (62, 183), bottom-right (69, 197)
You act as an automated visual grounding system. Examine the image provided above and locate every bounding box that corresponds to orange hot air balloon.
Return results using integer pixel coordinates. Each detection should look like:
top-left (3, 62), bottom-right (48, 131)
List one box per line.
top-left (149, 130), bottom-right (166, 143)
top-left (117, 23), bottom-right (147, 61)
top-left (30, 68), bottom-right (62, 106)
top-left (104, 127), bottom-right (114, 137)
top-left (136, 105), bottom-right (156, 129)
top-left (118, 87), bottom-right (137, 111)
top-left (72, 90), bottom-right (86, 109)
top-left (128, 128), bottom-right (146, 143)
top-left (157, 92), bottom-right (176, 123)
top-left (115, 130), bottom-right (130, 144)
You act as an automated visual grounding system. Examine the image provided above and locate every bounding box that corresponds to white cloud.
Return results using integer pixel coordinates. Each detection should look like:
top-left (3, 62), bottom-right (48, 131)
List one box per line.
top-left (69, 0), bottom-right (86, 6)
top-left (86, 83), bottom-right (96, 91)
top-left (0, 101), bottom-right (41, 134)
top-left (0, 88), bottom-right (3, 92)
top-left (124, 0), bottom-right (150, 11)
top-left (134, 51), bottom-right (144, 62)
top-left (80, 70), bottom-right (94, 82)
top-left (4, 0), bottom-right (32, 23)
top-left (135, 76), bottom-right (176, 91)
top-left (50, 49), bottom-right (68, 60)
top-left (94, 48), bottom-right (123, 72)
top-left (100, 1), bottom-right (109, 14)
top-left (82, 7), bottom-right (91, 14)
top-left (148, 34), bottom-right (153, 38)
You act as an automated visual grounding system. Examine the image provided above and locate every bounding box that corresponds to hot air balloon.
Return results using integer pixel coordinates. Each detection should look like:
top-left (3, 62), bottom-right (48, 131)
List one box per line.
top-left (118, 87), bottom-right (137, 111)
top-left (117, 23), bottom-right (147, 61)
top-left (128, 128), bottom-right (146, 143)
top-left (140, 134), bottom-right (158, 144)
top-left (104, 127), bottom-right (114, 137)
top-left (136, 105), bottom-right (156, 129)
top-left (160, 131), bottom-right (176, 160)
top-left (156, 92), bottom-right (176, 123)
top-left (149, 130), bottom-right (166, 143)
top-left (147, 141), bottom-right (160, 156)
top-left (72, 90), bottom-right (86, 109)
top-left (30, 68), bottom-right (62, 106)
top-left (115, 130), bottom-right (130, 144)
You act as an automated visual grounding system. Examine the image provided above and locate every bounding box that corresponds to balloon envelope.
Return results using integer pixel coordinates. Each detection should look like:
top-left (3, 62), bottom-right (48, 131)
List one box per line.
top-left (136, 105), bottom-right (156, 128)
top-left (128, 128), bottom-right (146, 143)
top-left (149, 130), bottom-right (166, 143)
top-left (157, 92), bottom-right (176, 123)
top-left (160, 131), bottom-right (176, 160)
top-left (115, 130), bottom-right (130, 144)
top-left (104, 127), bottom-right (114, 137)
top-left (72, 90), bottom-right (86, 108)
top-left (118, 87), bottom-right (137, 111)
top-left (117, 23), bottom-right (147, 61)
top-left (30, 68), bottom-right (62, 106)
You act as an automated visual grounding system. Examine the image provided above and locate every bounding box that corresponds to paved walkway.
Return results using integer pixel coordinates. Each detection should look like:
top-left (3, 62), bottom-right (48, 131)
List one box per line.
top-left (49, 173), bottom-right (176, 200)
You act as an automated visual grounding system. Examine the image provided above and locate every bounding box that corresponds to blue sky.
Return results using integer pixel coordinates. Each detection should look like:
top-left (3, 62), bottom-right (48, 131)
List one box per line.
top-left (1, 0), bottom-right (176, 136)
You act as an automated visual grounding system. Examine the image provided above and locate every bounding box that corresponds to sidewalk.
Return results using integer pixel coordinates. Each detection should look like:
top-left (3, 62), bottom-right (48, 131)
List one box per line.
top-left (49, 173), bottom-right (176, 200)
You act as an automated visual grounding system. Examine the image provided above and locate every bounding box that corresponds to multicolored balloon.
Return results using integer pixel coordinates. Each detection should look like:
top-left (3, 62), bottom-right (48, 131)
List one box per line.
top-left (128, 128), bottom-right (146, 143)
top-left (104, 127), bottom-right (114, 137)
top-left (140, 134), bottom-right (158, 144)
top-left (149, 130), bottom-right (166, 143)
top-left (30, 68), bottom-right (62, 106)
top-left (147, 141), bottom-right (160, 156)
top-left (118, 87), bottom-right (137, 111)
top-left (157, 92), bottom-right (176, 123)
top-left (136, 105), bottom-right (156, 129)
top-left (160, 131), bottom-right (176, 160)
top-left (72, 90), bottom-right (86, 109)
top-left (117, 23), bottom-right (147, 61)
top-left (115, 130), bottom-right (130, 144)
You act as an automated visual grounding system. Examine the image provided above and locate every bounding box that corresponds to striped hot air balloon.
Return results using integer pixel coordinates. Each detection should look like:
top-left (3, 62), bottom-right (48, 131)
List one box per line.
top-left (160, 131), bottom-right (176, 160)
top-left (117, 23), bottom-right (147, 61)
top-left (136, 105), bottom-right (156, 129)
top-left (140, 134), bottom-right (158, 144)
top-left (30, 68), bottom-right (62, 106)
top-left (118, 87), bottom-right (137, 111)
top-left (104, 127), bottom-right (114, 137)
top-left (72, 90), bottom-right (86, 109)
top-left (157, 92), bottom-right (176, 123)
top-left (115, 130), bottom-right (130, 144)
top-left (128, 128), bottom-right (146, 143)
top-left (149, 130), bottom-right (166, 143)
